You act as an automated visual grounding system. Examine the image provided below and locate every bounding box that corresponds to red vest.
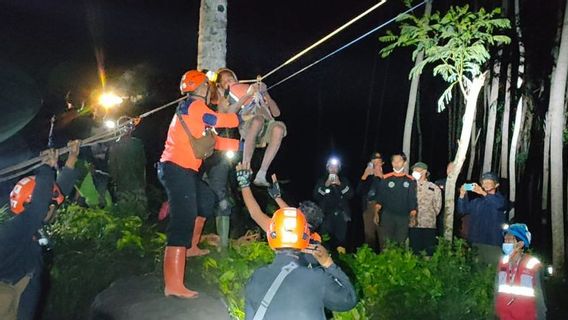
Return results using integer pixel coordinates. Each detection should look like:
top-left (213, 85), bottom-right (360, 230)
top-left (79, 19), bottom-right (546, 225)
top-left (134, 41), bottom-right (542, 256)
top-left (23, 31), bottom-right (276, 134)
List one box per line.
top-left (495, 254), bottom-right (541, 320)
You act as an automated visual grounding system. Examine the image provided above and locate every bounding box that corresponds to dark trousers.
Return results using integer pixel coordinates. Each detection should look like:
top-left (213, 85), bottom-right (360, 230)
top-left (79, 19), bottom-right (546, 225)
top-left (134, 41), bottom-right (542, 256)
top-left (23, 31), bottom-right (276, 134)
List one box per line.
top-left (205, 159), bottom-right (232, 217)
top-left (157, 162), bottom-right (215, 247)
top-left (17, 272), bottom-right (41, 320)
top-left (362, 204), bottom-right (379, 251)
top-left (322, 211), bottom-right (348, 248)
top-left (409, 228), bottom-right (437, 256)
top-left (379, 213), bottom-right (409, 248)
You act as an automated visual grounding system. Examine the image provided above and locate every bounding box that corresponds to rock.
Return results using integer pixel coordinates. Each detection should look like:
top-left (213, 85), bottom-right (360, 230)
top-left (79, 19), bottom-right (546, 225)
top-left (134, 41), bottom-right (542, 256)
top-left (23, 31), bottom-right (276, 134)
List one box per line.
top-left (89, 275), bottom-right (229, 320)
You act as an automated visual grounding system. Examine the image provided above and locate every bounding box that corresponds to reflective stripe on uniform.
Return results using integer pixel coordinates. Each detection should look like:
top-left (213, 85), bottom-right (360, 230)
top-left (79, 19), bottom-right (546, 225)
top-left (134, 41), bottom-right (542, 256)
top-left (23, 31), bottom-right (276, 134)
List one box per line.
top-left (341, 186), bottom-right (350, 194)
top-left (497, 284), bottom-right (535, 297)
top-left (525, 257), bottom-right (540, 270)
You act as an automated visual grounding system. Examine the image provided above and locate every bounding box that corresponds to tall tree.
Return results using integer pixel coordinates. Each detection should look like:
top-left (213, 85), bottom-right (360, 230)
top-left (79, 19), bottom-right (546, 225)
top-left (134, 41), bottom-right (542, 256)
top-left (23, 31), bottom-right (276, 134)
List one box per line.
top-left (508, 0), bottom-right (526, 220)
top-left (402, 0), bottom-right (432, 167)
top-left (482, 62), bottom-right (500, 173)
top-left (197, 0), bottom-right (228, 71)
top-left (381, 5), bottom-right (510, 239)
top-left (547, 0), bottom-right (568, 273)
top-left (500, 65), bottom-right (512, 178)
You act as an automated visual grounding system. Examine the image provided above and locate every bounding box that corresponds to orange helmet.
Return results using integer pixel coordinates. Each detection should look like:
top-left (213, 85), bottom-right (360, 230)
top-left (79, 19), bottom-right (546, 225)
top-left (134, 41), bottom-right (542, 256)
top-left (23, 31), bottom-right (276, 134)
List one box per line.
top-left (9, 176), bottom-right (64, 215)
top-left (267, 208), bottom-right (310, 250)
top-left (179, 70), bottom-right (208, 94)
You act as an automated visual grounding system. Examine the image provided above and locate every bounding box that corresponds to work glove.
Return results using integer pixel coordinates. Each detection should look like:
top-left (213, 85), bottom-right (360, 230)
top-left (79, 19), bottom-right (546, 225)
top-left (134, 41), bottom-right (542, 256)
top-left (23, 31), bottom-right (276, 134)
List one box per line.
top-left (267, 179), bottom-right (281, 200)
top-left (236, 168), bottom-right (253, 189)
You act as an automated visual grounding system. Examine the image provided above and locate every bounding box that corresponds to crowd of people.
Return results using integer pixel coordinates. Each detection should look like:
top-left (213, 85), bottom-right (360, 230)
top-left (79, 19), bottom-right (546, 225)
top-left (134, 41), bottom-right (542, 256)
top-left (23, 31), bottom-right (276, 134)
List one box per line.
top-left (0, 68), bottom-right (546, 320)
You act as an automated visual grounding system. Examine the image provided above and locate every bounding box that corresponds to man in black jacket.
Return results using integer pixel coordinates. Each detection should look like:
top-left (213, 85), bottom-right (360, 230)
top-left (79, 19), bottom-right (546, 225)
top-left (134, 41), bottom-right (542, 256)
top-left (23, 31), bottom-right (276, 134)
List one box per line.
top-left (313, 157), bottom-right (354, 252)
top-left (0, 141), bottom-right (80, 320)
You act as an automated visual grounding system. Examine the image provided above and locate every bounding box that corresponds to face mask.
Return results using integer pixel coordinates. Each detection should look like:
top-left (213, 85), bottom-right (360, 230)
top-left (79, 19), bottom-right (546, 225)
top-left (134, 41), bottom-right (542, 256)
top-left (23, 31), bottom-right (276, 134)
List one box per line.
top-left (502, 243), bottom-right (515, 255)
top-left (393, 167), bottom-right (405, 174)
top-left (412, 171), bottom-right (422, 180)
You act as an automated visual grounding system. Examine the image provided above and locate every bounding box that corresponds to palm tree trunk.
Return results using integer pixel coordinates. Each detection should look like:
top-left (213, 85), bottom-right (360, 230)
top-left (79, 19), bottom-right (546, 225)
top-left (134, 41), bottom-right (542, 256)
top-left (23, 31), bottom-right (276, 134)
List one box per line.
top-left (508, 94), bottom-right (524, 220)
top-left (197, 0), bottom-right (228, 71)
top-left (483, 61), bottom-right (500, 173)
top-left (548, 0), bottom-right (568, 274)
top-left (444, 73), bottom-right (487, 240)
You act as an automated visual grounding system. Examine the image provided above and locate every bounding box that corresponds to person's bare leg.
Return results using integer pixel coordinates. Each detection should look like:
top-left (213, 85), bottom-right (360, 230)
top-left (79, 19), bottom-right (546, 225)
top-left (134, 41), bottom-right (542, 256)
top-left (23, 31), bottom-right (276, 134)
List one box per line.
top-left (254, 124), bottom-right (284, 186)
top-left (242, 116), bottom-right (264, 167)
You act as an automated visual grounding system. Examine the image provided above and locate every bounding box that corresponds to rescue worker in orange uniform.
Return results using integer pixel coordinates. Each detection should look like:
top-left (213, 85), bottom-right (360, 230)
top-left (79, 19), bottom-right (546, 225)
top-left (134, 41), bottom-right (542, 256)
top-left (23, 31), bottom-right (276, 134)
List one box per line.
top-left (495, 223), bottom-right (546, 320)
top-left (158, 70), bottom-right (242, 299)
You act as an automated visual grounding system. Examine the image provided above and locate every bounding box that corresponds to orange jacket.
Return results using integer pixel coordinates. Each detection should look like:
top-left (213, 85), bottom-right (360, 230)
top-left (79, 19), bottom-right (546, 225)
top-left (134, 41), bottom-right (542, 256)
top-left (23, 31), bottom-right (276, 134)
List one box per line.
top-left (160, 98), bottom-right (240, 171)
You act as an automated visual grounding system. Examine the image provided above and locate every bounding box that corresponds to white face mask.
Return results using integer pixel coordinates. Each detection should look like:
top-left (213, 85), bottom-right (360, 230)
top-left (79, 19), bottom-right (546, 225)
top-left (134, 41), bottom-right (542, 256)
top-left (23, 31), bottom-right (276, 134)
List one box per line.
top-left (412, 171), bottom-right (422, 181)
top-left (393, 167), bottom-right (405, 174)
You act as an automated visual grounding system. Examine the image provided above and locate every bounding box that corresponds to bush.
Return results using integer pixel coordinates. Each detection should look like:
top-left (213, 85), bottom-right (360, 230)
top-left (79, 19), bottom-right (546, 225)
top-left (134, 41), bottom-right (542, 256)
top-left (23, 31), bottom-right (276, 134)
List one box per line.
top-left (335, 239), bottom-right (494, 320)
top-left (43, 204), bottom-right (165, 319)
top-left (201, 241), bottom-right (274, 319)
top-left (200, 239), bottom-right (495, 320)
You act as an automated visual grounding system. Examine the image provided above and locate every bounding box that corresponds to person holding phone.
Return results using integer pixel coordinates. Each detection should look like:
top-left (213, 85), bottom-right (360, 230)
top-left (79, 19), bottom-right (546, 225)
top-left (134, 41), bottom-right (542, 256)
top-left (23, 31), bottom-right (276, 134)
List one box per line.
top-left (356, 152), bottom-right (384, 251)
top-left (458, 172), bottom-right (508, 265)
top-left (313, 157), bottom-right (353, 252)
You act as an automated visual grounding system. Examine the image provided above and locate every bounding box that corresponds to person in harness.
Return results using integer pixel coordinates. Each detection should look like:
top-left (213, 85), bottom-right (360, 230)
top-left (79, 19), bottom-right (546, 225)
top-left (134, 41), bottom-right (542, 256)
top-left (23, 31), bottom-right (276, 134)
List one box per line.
top-left (0, 141), bottom-right (81, 320)
top-left (158, 70), bottom-right (242, 299)
top-left (242, 201), bottom-right (357, 319)
top-left (495, 223), bottom-right (546, 320)
top-left (217, 68), bottom-right (286, 187)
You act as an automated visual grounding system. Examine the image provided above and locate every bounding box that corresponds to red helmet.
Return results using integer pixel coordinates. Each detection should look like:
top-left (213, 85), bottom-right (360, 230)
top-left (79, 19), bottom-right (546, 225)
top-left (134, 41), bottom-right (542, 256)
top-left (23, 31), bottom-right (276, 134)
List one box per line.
top-left (179, 70), bottom-right (208, 94)
top-left (9, 176), bottom-right (64, 215)
top-left (267, 208), bottom-right (310, 250)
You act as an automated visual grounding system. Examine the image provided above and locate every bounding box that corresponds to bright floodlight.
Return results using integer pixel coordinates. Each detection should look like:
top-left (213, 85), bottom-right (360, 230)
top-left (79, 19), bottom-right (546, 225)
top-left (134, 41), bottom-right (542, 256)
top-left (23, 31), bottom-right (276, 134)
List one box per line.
top-left (226, 150), bottom-right (236, 160)
top-left (99, 92), bottom-right (123, 109)
top-left (104, 120), bottom-right (116, 129)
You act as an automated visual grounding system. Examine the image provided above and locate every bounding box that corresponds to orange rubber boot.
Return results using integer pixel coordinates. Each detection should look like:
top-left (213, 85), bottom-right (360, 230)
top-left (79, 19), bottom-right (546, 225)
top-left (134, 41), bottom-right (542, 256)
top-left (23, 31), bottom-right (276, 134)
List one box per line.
top-left (163, 246), bottom-right (199, 298)
top-left (186, 216), bottom-right (210, 257)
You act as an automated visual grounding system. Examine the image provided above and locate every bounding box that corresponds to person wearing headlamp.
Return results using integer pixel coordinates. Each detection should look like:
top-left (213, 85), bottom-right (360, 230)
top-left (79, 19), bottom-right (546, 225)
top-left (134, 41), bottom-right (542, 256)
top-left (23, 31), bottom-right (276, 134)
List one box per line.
top-left (313, 157), bottom-right (353, 252)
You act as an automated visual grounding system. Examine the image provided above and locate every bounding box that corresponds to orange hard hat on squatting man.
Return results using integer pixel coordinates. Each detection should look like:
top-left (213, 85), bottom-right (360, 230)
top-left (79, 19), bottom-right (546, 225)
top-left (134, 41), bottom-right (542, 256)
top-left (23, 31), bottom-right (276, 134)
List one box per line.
top-left (267, 207), bottom-right (311, 251)
top-left (10, 176), bottom-right (64, 215)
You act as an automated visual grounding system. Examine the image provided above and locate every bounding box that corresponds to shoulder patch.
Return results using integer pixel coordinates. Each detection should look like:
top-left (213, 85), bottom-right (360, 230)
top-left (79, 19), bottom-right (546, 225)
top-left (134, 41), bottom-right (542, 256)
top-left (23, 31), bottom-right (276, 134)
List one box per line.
top-left (178, 96), bottom-right (197, 115)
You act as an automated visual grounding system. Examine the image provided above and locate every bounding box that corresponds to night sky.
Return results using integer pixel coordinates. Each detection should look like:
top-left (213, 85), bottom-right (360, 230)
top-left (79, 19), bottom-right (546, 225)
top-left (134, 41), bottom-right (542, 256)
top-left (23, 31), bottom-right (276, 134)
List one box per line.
top-left (0, 0), bottom-right (560, 209)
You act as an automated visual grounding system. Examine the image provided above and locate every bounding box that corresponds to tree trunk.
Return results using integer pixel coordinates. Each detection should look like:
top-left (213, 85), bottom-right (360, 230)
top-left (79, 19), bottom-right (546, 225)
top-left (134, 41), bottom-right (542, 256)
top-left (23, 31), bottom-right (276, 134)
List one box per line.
top-left (500, 65), bottom-right (512, 178)
top-left (542, 112), bottom-right (551, 210)
top-left (508, 94), bottom-right (523, 220)
top-left (197, 0), bottom-right (228, 71)
top-left (483, 61), bottom-right (500, 173)
top-left (444, 73), bottom-right (487, 240)
top-left (416, 90), bottom-right (423, 161)
top-left (548, 0), bottom-right (568, 274)
top-left (466, 108), bottom-right (479, 180)
top-left (402, 0), bottom-right (432, 167)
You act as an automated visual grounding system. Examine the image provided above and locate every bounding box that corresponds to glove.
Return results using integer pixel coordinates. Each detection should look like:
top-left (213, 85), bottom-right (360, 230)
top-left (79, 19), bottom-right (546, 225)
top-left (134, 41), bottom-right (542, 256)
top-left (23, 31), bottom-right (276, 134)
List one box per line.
top-left (267, 180), bottom-right (281, 199)
top-left (236, 168), bottom-right (253, 189)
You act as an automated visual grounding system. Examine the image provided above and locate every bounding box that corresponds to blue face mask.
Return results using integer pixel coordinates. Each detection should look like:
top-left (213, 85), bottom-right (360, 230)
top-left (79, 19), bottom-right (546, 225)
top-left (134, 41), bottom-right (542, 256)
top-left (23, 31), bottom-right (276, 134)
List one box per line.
top-left (502, 243), bottom-right (515, 255)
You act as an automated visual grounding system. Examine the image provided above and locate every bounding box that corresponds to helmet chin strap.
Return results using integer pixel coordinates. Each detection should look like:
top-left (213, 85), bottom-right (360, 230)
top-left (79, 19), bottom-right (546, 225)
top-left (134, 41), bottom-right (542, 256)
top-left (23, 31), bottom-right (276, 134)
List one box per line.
top-left (189, 83), bottom-right (211, 103)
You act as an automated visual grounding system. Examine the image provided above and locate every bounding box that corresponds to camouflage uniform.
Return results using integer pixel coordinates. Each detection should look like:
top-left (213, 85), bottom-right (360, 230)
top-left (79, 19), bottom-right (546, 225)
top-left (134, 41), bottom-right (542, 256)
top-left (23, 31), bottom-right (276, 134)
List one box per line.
top-left (415, 181), bottom-right (442, 228)
top-left (409, 180), bottom-right (442, 255)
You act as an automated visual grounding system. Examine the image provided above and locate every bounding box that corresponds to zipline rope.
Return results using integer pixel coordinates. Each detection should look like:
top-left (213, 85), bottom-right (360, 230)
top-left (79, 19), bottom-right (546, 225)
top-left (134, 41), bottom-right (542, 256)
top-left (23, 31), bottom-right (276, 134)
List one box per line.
top-left (240, 0), bottom-right (388, 83)
top-left (268, 0), bottom-right (428, 91)
top-left (0, 0), bottom-right (428, 182)
top-left (0, 95), bottom-right (188, 182)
